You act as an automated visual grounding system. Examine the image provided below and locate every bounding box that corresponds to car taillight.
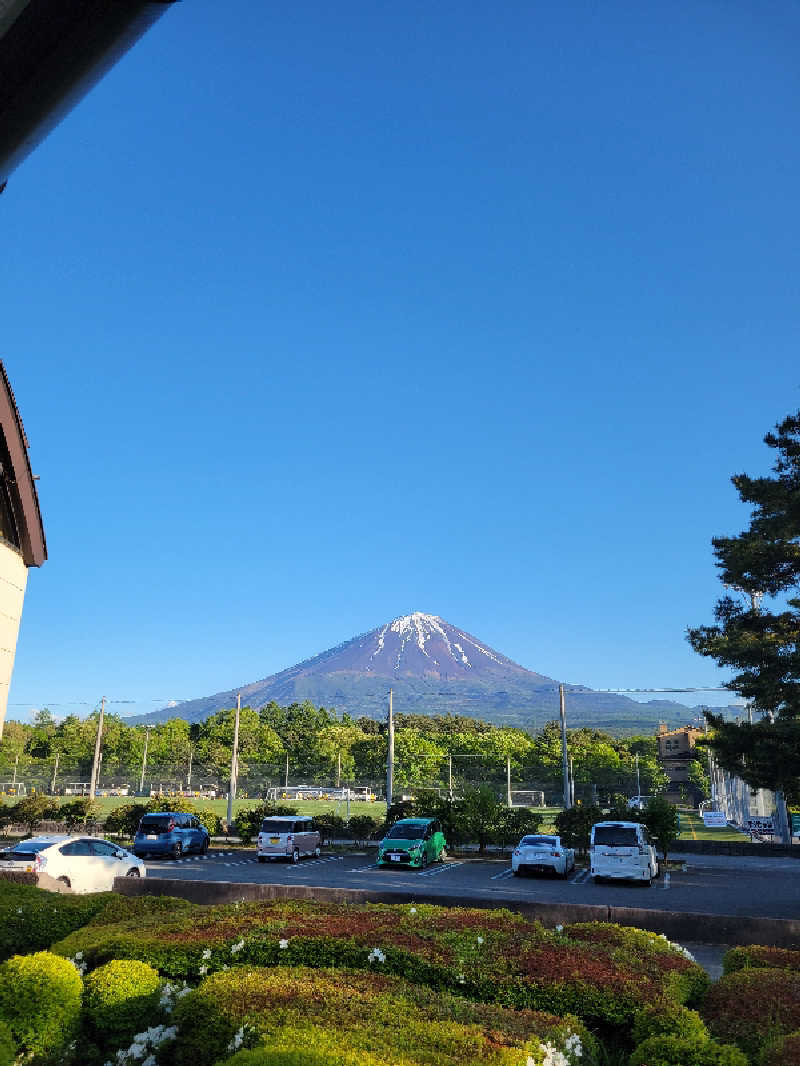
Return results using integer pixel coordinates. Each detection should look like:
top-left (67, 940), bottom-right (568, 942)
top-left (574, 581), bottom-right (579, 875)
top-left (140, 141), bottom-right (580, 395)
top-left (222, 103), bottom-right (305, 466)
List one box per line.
top-left (513, 849), bottom-right (521, 856)
top-left (551, 851), bottom-right (561, 857)
top-left (168, 822), bottom-right (175, 832)
top-left (286, 834), bottom-right (293, 841)
top-left (35, 854), bottom-right (47, 870)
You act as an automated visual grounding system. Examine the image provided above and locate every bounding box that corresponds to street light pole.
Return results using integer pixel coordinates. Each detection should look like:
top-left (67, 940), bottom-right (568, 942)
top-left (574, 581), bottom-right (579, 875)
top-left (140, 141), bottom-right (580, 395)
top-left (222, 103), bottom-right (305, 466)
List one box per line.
top-left (386, 688), bottom-right (394, 806)
top-left (139, 727), bottom-right (150, 795)
top-left (226, 693), bottom-right (241, 827)
top-left (559, 684), bottom-right (570, 808)
top-left (89, 697), bottom-right (105, 801)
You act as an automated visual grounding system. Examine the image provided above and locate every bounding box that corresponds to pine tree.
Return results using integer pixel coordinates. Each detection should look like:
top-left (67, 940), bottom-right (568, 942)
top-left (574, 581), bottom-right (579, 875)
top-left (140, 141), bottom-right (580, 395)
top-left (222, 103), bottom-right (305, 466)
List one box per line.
top-left (687, 410), bottom-right (800, 803)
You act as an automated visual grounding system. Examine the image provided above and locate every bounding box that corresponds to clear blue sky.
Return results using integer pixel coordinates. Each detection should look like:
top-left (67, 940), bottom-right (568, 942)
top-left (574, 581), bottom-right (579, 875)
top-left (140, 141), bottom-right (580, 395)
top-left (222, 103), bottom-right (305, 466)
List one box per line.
top-left (5, 1), bottom-right (799, 720)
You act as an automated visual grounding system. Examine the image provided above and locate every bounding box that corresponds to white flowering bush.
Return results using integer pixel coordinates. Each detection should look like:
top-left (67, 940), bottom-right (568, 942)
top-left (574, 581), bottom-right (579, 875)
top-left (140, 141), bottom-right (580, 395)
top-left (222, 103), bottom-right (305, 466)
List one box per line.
top-left (103, 1023), bottom-right (177, 1066)
top-left (367, 947), bottom-right (385, 964)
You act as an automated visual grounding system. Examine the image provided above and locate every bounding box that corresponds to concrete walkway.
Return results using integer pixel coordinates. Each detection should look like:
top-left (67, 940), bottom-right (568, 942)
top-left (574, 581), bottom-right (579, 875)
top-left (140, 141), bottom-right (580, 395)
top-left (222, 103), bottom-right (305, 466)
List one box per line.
top-left (670, 851), bottom-right (800, 870)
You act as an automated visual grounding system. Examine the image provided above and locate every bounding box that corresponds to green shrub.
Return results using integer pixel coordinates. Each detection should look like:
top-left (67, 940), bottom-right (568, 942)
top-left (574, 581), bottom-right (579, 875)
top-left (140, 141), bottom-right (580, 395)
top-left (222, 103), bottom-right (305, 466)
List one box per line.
top-left (0, 1020), bottom-right (14, 1066)
top-left (312, 812), bottom-right (345, 843)
top-left (234, 803), bottom-right (297, 845)
top-left (702, 968), bottom-right (800, 1061)
top-left (0, 885), bottom-right (115, 961)
top-left (760, 1029), bottom-right (800, 1065)
top-left (218, 1050), bottom-right (367, 1066)
top-left (629, 1035), bottom-right (748, 1065)
top-left (0, 950), bottom-right (82, 1059)
top-left (87, 893), bottom-right (194, 927)
top-left (723, 945), bottom-right (800, 975)
top-left (172, 965), bottom-right (596, 1066)
top-left (83, 959), bottom-right (162, 1046)
top-left (52, 899), bottom-right (706, 1031)
top-left (631, 1002), bottom-right (709, 1046)
top-left (345, 813), bottom-right (381, 842)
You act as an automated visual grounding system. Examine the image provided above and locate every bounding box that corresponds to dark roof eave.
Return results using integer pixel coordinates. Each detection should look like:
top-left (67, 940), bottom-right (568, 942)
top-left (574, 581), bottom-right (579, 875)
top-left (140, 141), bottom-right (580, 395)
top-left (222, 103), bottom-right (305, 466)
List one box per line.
top-left (0, 362), bottom-right (46, 567)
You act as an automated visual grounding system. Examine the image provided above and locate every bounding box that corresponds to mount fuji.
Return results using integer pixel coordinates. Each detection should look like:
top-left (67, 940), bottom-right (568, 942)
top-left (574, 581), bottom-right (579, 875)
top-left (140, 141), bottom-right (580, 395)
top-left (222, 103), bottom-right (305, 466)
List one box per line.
top-left (131, 613), bottom-right (716, 733)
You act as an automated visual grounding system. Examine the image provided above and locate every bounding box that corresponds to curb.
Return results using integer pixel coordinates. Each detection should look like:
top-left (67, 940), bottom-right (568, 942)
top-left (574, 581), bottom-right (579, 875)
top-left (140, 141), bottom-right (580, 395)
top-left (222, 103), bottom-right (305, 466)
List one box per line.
top-left (114, 876), bottom-right (800, 948)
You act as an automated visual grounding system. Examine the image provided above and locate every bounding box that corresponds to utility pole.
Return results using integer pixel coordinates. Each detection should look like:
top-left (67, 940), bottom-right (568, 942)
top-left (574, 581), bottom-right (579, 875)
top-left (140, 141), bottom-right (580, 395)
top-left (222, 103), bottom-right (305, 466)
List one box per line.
top-left (139, 726), bottom-right (151, 795)
top-left (187, 745), bottom-right (193, 790)
top-left (569, 756), bottom-right (575, 807)
top-left (336, 751), bottom-right (341, 789)
top-left (50, 751), bottom-right (59, 795)
top-left (506, 754), bottom-right (512, 807)
top-left (559, 684), bottom-right (570, 809)
top-left (284, 752), bottom-right (289, 789)
top-left (226, 693), bottom-right (241, 827)
top-left (89, 697), bottom-right (105, 801)
top-left (11, 753), bottom-right (18, 791)
top-left (448, 754), bottom-right (453, 800)
top-left (386, 688), bottom-right (394, 806)
top-left (635, 753), bottom-right (641, 798)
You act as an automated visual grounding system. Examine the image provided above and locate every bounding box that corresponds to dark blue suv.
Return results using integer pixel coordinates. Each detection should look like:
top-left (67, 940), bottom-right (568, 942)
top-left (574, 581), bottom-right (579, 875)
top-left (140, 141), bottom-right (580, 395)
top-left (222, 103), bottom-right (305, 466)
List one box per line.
top-left (133, 812), bottom-right (210, 859)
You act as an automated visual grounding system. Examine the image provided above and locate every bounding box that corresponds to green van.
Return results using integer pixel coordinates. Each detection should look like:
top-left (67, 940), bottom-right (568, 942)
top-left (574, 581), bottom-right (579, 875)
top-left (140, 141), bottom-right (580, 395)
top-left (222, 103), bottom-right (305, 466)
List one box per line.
top-left (377, 817), bottom-right (447, 869)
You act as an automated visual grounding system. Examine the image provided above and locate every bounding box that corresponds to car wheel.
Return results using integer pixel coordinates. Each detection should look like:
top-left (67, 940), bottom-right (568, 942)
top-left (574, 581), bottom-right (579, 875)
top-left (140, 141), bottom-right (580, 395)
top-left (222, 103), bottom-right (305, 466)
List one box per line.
top-left (57, 876), bottom-right (71, 890)
top-left (420, 852), bottom-right (428, 870)
top-left (645, 866), bottom-right (653, 886)
top-left (258, 856), bottom-right (266, 864)
top-left (439, 847), bottom-right (447, 862)
top-left (126, 868), bottom-right (140, 878)
top-left (291, 849), bottom-right (300, 864)
top-left (512, 868), bottom-right (521, 877)
top-left (172, 842), bottom-right (183, 860)
top-left (200, 838), bottom-right (209, 855)
top-left (314, 846), bottom-right (321, 858)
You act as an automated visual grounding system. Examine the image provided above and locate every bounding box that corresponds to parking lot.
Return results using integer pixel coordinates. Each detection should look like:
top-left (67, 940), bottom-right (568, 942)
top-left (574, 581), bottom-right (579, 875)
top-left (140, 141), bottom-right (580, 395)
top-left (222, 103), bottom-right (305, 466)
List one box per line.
top-left (143, 849), bottom-right (800, 920)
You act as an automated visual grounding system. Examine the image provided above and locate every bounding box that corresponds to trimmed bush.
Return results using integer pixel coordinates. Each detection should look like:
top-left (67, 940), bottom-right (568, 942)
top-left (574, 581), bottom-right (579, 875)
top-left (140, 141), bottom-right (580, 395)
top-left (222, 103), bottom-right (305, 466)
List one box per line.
top-left (171, 965), bottom-right (596, 1066)
top-left (702, 968), bottom-right (800, 1061)
top-left (761, 1030), bottom-right (800, 1065)
top-left (52, 899), bottom-right (706, 1030)
top-left (0, 1020), bottom-right (14, 1066)
top-left (723, 944), bottom-right (800, 975)
top-left (629, 1035), bottom-right (748, 1065)
top-left (83, 959), bottom-right (162, 1046)
top-left (0, 884), bottom-right (116, 961)
top-left (0, 950), bottom-right (82, 1059)
top-left (219, 1051), bottom-right (365, 1066)
top-left (234, 803), bottom-right (297, 846)
top-left (631, 1002), bottom-right (709, 1046)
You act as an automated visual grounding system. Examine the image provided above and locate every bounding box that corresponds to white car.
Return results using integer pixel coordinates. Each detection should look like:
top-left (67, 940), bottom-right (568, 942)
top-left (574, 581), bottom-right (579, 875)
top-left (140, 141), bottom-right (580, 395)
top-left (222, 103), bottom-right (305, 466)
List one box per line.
top-left (0, 835), bottom-right (146, 893)
top-left (511, 834), bottom-right (576, 878)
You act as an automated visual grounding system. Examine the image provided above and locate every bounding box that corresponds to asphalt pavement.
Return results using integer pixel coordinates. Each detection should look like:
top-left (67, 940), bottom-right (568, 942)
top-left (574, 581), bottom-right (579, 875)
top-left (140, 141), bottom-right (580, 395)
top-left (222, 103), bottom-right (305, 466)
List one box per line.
top-left (143, 849), bottom-right (800, 921)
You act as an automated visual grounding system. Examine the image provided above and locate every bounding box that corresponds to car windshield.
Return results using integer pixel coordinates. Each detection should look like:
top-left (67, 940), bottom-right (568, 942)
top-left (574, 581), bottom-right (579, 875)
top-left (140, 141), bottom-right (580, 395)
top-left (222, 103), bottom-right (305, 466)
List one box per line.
top-left (385, 823), bottom-right (423, 840)
top-left (1, 840), bottom-right (53, 856)
top-left (261, 820), bottom-right (292, 834)
top-left (521, 836), bottom-right (556, 847)
top-left (594, 826), bottom-right (639, 847)
top-left (139, 817), bottom-right (172, 833)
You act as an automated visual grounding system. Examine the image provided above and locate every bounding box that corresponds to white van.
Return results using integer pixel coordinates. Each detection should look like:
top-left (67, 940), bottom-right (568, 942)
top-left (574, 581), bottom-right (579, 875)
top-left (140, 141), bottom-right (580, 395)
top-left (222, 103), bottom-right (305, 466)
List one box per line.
top-left (256, 816), bottom-right (321, 863)
top-left (590, 821), bottom-right (659, 884)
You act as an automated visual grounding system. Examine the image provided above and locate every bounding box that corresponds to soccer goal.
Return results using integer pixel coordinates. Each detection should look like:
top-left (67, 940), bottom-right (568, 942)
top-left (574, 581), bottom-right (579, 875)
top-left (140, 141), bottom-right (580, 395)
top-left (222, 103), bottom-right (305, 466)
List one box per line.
top-left (510, 790), bottom-right (545, 808)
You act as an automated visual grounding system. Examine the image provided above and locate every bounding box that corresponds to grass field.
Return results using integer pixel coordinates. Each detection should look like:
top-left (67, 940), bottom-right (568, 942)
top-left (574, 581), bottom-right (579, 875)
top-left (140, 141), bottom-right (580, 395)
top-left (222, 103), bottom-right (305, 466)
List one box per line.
top-left (676, 809), bottom-right (750, 842)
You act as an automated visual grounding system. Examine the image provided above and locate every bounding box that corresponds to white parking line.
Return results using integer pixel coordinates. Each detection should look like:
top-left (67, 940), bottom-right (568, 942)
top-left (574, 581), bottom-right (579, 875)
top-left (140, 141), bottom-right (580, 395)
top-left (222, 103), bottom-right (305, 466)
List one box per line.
top-left (418, 861), bottom-right (465, 878)
top-left (569, 869), bottom-right (591, 884)
top-left (490, 867), bottom-right (515, 881)
top-left (286, 856), bottom-right (344, 870)
top-left (351, 862), bottom-right (379, 872)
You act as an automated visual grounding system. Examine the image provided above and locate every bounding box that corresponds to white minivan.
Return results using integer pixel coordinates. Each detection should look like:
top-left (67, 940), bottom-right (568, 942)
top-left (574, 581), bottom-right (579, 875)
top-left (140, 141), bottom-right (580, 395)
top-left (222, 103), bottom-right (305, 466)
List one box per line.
top-left (590, 821), bottom-right (659, 884)
top-left (256, 816), bottom-right (321, 863)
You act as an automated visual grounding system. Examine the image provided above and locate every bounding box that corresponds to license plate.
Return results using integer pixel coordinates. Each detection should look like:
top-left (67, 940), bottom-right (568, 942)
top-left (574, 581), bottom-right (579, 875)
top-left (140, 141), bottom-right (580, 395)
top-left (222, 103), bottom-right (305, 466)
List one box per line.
top-left (270, 837), bottom-right (280, 844)
top-left (390, 855), bottom-right (400, 862)
top-left (147, 834), bottom-right (158, 839)
top-left (26, 866), bottom-right (32, 872)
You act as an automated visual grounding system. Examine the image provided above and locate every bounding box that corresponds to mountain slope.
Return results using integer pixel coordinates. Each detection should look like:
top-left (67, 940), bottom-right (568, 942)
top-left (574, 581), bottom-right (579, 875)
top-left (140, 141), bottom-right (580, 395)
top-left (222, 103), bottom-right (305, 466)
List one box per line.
top-left (130, 612), bottom-right (719, 732)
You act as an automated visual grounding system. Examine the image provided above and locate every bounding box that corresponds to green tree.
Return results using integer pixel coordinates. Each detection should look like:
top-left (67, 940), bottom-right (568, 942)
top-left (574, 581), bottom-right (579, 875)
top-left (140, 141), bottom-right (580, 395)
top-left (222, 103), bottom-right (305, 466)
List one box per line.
top-left (641, 795), bottom-right (680, 862)
top-left (555, 804), bottom-right (604, 857)
top-left (454, 784), bottom-right (503, 853)
top-left (494, 807), bottom-right (543, 853)
top-left (688, 410), bottom-right (800, 803)
top-left (11, 793), bottom-right (57, 834)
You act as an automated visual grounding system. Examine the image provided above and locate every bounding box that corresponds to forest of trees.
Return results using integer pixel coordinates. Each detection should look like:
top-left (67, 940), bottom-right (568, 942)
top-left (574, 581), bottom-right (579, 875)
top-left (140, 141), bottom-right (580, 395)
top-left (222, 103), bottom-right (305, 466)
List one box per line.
top-left (0, 702), bottom-right (681, 801)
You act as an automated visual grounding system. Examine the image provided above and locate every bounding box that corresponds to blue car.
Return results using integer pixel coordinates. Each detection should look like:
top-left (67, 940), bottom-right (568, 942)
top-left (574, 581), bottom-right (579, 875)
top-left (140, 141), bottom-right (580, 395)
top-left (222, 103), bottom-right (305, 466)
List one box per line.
top-left (133, 811), bottom-right (210, 859)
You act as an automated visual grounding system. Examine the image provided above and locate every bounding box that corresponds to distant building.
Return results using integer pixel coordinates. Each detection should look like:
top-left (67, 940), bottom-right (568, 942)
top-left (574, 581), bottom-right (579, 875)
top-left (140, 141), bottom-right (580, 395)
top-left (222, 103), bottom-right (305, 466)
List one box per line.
top-left (656, 723), bottom-right (705, 802)
top-left (0, 362), bottom-right (46, 737)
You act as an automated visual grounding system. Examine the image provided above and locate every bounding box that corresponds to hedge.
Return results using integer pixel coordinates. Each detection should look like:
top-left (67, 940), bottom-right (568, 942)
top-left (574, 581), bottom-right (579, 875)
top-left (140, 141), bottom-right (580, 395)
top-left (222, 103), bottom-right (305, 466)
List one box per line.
top-left (760, 1030), bottom-right (800, 1066)
top-left (51, 900), bottom-right (706, 1029)
top-left (83, 959), bottom-right (162, 1046)
top-left (630, 1002), bottom-right (709, 1046)
top-left (0, 1021), bottom-right (13, 1066)
top-left (0, 950), bottom-right (83, 1060)
top-left (170, 965), bottom-right (597, 1066)
top-left (701, 968), bottom-right (800, 1061)
top-left (723, 944), bottom-right (800, 975)
top-left (628, 1034), bottom-right (748, 1066)
top-left (0, 883), bottom-right (116, 961)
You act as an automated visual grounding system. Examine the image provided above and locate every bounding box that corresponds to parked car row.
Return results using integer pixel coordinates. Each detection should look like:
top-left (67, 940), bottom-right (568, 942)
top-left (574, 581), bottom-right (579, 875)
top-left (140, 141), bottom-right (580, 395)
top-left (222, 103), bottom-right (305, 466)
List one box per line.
top-left (0, 835), bottom-right (145, 892)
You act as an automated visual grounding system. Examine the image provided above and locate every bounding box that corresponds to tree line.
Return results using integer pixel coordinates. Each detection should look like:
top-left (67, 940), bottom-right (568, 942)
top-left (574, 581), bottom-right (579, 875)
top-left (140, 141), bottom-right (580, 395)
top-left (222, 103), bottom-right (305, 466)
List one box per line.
top-left (0, 703), bottom-right (687, 800)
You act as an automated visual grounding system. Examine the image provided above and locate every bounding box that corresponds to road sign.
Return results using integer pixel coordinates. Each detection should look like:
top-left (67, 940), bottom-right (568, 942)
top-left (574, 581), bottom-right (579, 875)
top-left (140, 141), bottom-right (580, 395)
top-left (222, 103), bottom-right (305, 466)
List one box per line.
top-left (701, 811), bottom-right (728, 828)
top-left (745, 817), bottom-right (774, 835)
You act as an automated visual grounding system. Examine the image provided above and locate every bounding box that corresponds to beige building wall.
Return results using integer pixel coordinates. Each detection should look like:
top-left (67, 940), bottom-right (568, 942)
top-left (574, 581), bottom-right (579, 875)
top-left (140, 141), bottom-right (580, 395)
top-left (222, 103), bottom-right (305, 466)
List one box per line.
top-left (0, 542), bottom-right (28, 737)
